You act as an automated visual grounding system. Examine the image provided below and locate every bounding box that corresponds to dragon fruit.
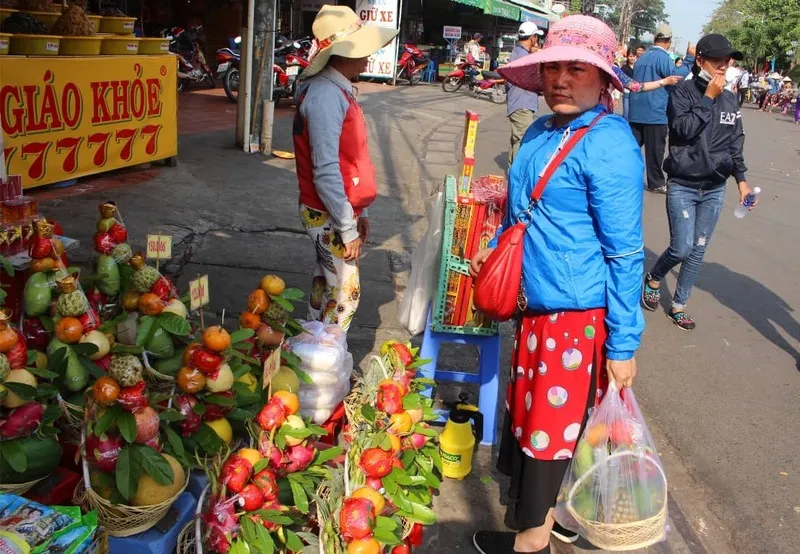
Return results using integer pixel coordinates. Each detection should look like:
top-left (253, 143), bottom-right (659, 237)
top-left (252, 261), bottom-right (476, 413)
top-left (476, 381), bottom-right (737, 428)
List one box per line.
top-left (0, 402), bottom-right (45, 439)
top-left (238, 483), bottom-right (265, 511)
top-left (176, 394), bottom-right (202, 437)
top-left (258, 436), bottom-right (284, 468)
top-left (340, 497), bottom-right (376, 540)
top-left (256, 397), bottom-right (286, 431)
top-left (252, 469), bottom-right (279, 500)
top-left (220, 454), bottom-right (253, 493)
top-left (283, 444), bottom-right (315, 473)
top-left (86, 433), bottom-right (123, 472)
top-left (116, 381), bottom-right (148, 411)
top-left (377, 379), bottom-right (405, 415)
top-left (359, 447), bottom-right (395, 479)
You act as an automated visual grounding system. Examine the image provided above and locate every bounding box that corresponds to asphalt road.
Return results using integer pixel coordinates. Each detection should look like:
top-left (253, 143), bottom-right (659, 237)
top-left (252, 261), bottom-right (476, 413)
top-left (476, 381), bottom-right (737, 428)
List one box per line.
top-left (453, 88), bottom-right (800, 553)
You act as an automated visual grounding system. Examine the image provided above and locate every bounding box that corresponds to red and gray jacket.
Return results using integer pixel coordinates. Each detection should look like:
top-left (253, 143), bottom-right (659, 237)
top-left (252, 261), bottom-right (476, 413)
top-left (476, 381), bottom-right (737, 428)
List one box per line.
top-left (293, 68), bottom-right (376, 243)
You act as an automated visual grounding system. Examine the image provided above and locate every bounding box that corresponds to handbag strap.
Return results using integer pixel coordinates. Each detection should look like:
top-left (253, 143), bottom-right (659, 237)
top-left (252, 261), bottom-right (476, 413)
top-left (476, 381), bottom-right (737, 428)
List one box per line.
top-left (528, 112), bottom-right (608, 209)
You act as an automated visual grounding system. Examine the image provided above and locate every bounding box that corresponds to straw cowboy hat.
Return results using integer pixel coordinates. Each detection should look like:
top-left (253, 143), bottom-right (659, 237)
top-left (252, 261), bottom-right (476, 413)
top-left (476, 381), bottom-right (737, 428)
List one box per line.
top-left (301, 5), bottom-right (399, 79)
top-left (499, 15), bottom-right (624, 94)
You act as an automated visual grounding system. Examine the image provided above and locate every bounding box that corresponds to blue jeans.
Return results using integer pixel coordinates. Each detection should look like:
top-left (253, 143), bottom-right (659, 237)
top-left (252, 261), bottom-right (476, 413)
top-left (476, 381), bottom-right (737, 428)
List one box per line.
top-left (623, 92), bottom-right (630, 120)
top-left (649, 182), bottom-right (726, 308)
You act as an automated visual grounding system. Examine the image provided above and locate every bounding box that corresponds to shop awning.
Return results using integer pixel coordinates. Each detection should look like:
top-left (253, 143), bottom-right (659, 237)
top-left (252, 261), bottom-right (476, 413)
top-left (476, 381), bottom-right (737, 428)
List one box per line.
top-left (483, 0), bottom-right (521, 20)
top-left (452, 0), bottom-right (485, 8)
top-left (519, 8), bottom-right (549, 28)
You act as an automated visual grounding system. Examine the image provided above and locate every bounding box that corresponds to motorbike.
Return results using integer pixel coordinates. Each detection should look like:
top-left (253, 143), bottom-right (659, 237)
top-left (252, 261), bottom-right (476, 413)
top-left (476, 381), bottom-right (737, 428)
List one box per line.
top-left (442, 62), bottom-right (506, 104)
top-left (169, 25), bottom-right (215, 92)
top-left (218, 36), bottom-right (241, 102)
top-left (395, 43), bottom-right (429, 85)
top-left (222, 37), bottom-right (311, 103)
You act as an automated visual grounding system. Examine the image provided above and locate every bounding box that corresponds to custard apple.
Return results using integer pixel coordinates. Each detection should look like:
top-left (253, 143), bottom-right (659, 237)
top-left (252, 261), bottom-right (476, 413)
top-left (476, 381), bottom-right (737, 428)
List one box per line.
top-left (264, 302), bottom-right (289, 325)
top-left (57, 290), bottom-right (87, 317)
top-left (132, 265), bottom-right (160, 293)
top-left (111, 243), bottom-right (133, 263)
top-left (109, 354), bottom-right (143, 387)
top-left (0, 354), bottom-right (10, 381)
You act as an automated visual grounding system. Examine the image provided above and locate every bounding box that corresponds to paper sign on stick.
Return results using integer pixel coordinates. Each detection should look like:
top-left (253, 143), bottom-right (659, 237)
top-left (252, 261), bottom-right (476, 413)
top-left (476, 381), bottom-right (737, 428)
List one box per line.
top-left (146, 234), bottom-right (173, 259)
top-left (189, 275), bottom-right (209, 311)
top-left (262, 345), bottom-right (283, 390)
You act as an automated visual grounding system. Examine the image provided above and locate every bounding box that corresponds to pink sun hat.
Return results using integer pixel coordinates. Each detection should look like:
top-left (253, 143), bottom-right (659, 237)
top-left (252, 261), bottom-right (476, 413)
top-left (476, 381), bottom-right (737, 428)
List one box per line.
top-left (499, 15), bottom-right (623, 93)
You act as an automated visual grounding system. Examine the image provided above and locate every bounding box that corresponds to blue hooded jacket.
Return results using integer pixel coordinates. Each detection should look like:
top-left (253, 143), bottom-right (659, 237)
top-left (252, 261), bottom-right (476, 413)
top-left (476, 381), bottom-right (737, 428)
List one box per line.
top-left (494, 105), bottom-right (645, 360)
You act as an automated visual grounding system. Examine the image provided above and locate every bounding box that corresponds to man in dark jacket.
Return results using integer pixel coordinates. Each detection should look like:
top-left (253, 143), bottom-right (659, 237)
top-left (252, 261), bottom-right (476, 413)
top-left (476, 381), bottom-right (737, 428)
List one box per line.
top-left (642, 34), bottom-right (757, 330)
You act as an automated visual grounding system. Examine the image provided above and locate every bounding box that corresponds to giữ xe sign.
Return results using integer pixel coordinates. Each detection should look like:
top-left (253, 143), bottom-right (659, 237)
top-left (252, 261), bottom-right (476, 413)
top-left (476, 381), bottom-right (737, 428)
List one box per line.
top-left (356, 0), bottom-right (399, 79)
top-left (0, 56), bottom-right (178, 189)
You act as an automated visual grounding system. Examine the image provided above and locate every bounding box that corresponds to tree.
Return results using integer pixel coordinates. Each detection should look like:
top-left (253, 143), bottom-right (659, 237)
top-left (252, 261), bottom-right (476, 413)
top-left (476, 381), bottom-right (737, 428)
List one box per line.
top-left (601, 0), bottom-right (667, 43)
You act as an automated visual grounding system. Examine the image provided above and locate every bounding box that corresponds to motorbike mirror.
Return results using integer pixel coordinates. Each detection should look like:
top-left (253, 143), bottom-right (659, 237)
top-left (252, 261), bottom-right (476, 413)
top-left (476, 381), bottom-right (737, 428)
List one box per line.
top-left (293, 41), bottom-right (301, 49)
top-left (234, 36), bottom-right (242, 44)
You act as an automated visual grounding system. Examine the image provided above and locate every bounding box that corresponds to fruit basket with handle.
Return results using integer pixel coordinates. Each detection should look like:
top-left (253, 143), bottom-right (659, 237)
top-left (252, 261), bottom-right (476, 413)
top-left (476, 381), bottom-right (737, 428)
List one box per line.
top-left (176, 483), bottom-right (207, 554)
top-left (0, 476), bottom-right (47, 496)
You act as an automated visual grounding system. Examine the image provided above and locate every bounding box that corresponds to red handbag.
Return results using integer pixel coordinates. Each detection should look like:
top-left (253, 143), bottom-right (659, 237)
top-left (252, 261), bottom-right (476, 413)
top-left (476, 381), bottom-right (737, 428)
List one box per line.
top-left (473, 113), bottom-right (606, 321)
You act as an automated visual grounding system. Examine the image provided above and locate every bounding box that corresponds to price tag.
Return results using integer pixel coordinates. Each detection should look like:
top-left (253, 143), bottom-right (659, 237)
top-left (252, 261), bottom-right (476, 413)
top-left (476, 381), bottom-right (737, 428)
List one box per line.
top-left (262, 344), bottom-right (283, 390)
top-left (146, 234), bottom-right (172, 259)
top-left (189, 275), bottom-right (209, 311)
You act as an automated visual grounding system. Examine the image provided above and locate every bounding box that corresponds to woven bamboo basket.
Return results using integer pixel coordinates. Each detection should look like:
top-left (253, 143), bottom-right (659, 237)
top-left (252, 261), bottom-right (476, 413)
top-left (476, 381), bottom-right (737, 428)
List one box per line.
top-left (142, 351), bottom-right (178, 394)
top-left (58, 394), bottom-right (84, 442)
top-left (74, 455), bottom-right (190, 537)
top-left (0, 476), bottom-right (46, 496)
top-left (342, 355), bottom-right (389, 428)
top-left (565, 451), bottom-right (668, 551)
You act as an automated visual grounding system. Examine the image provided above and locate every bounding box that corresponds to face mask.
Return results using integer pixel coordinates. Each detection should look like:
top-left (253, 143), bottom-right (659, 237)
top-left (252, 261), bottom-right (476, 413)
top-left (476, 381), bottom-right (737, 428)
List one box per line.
top-left (698, 68), bottom-right (714, 82)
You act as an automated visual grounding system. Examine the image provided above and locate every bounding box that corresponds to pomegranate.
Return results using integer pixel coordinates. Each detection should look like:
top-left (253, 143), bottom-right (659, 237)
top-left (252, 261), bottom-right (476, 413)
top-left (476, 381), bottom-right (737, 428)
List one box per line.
top-left (87, 433), bottom-right (123, 472)
top-left (5, 332), bottom-right (27, 370)
top-left (22, 317), bottom-right (50, 351)
top-left (366, 477), bottom-right (384, 492)
top-left (408, 522), bottom-right (424, 547)
top-left (405, 433), bottom-right (428, 450)
top-left (108, 223), bottom-right (128, 244)
top-left (30, 237), bottom-right (53, 258)
top-left (150, 277), bottom-right (173, 301)
top-left (79, 309), bottom-right (100, 333)
top-left (133, 406), bottom-right (160, 444)
top-left (339, 497), bottom-right (376, 540)
top-left (238, 483), bottom-right (265, 511)
top-left (283, 443), bottom-right (315, 473)
top-left (191, 349), bottom-right (223, 375)
top-left (176, 394), bottom-right (202, 437)
top-left (0, 402), bottom-right (44, 439)
top-left (359, 448), bottom-right (395, 479)
top-left (377, 379), bottom-right (405, 415)
top-left (117, 381), bottom-right (148, 411)
top-left (252, 469), bottom-right (279, 500)
top-left (257, 436), bottom-right (284, 468)
top-left (220, 454), bottom-right (253, 493)
top-left (391, 542), bottom-right (411, 554)
top-left (203, 391), bottom-right (234, 421)
top-left (256, 398), bottom-right (286, 431)
top-left (94, 232), bottom-right (115, 254)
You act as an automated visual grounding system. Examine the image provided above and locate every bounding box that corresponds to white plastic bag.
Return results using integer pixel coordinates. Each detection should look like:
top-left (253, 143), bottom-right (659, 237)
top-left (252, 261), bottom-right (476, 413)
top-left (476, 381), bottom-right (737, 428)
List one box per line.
top-left (555, 382), bottom-right (668, 551)
top-left (286, 321), bottom-right (345, 372)
top-left (302, 352), bottom-right (353, 387)
top-left (397, 191), bottom-right (444, 335)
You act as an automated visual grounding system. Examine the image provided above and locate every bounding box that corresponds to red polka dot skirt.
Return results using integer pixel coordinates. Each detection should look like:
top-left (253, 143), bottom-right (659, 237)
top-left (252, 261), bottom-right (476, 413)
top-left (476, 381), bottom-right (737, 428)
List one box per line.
top-left (506, 309), bottom-right (608, 461)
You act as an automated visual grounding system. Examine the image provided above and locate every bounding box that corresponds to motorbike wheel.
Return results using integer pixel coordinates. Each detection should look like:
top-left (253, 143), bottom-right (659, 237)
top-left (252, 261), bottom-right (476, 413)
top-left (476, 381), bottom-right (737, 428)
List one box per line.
top-left (205, 72), bottom-right (216, 89)
top-left (442, 76), bottom-right (463, 92)
top-left (490, 84), bottom-right (507, 104)
top-left (177, 77), bottom-right (185, 94)
top-left (409, 72), bottom-right (422, 86)
top-left (223, 68), bottom-right (239, 103)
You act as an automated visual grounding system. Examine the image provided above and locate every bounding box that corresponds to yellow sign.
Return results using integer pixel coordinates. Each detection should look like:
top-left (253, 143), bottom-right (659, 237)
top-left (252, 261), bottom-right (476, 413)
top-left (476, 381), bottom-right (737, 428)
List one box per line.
top-left (146, 234), bottom-right (172, 259)
top-left (0, 55), bottom-right (178, 189)
top-left (189, 275), bottom-right (209, 311)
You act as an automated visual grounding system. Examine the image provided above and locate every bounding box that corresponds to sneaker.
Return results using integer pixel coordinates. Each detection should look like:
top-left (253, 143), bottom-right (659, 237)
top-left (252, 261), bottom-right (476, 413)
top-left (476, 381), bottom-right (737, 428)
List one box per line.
top-left (648, 185), bottom-right (667, 194)
top-left (669, 310), bottom-right (696, 331)
top-left (641, 275), bottom-right (661, 312)
top-left (473, 531), bottom-right (550, 554)
top-left (551, 522), bottom-right (579, 543)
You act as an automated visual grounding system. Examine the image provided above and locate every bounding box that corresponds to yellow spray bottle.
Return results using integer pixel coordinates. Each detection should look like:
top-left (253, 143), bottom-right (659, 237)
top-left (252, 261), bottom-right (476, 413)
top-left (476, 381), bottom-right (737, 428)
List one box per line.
top-left (439, 403), bottom-right (483, 480)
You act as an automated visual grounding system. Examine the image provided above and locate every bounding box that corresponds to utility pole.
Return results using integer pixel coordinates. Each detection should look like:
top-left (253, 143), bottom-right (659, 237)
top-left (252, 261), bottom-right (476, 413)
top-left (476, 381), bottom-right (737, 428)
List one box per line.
top-left (236, 0), bottom-right (277, 154)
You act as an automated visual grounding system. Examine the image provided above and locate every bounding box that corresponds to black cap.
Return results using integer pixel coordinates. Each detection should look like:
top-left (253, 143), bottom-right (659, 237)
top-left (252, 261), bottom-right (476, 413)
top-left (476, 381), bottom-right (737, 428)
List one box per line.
top-left (696, 34), bottom-right (743, 60)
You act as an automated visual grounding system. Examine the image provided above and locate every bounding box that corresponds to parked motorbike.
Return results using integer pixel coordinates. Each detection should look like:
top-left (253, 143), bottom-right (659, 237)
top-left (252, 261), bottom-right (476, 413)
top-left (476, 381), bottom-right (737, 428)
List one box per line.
top-left (222, 37), bottom-right (311, 103)
top-left (442, 63), bottom-right (506, 104)
top-left (441, 59), bottom-right (477, 93)
top-left (395, 43), bottom-right (429, 85)
top-left (218, 36), bottom-right (241, 102)
top-left (169, 26), bottom-right (214, 92)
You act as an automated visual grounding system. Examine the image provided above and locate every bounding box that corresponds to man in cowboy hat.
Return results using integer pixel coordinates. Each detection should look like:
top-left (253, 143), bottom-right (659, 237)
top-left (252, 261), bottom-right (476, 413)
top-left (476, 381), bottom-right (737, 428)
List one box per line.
top-left (293, 5), bottom-right (397, 331)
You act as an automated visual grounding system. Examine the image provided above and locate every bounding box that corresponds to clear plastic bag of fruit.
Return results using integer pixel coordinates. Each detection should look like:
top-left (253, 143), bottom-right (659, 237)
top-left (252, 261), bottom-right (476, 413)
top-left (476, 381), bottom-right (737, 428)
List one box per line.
top-left (286, 321), bottom-right (346, 372)
top-left (555, 381), bottom-right (668, 551)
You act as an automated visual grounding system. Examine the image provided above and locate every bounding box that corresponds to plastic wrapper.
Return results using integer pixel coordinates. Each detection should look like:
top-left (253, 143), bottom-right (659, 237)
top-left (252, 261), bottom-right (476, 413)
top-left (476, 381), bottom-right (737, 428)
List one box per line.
top-left (297, 377), bottom-right (349, 409)
top-left (555, 382), bottom-right (668, 550)
top-left (397, 191), bottom-right (444, 335)
top-left (286, 321), bottom-right (346, 372)
top-left (0, 494), bottom-right (83, 552)
top-left (302, 350), bottom-right (353, 387)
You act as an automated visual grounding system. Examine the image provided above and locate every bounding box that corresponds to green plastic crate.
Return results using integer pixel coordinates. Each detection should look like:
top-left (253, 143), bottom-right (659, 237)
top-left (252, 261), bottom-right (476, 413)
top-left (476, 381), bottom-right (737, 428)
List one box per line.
top-left (432, 176), bottom-right (498, 335)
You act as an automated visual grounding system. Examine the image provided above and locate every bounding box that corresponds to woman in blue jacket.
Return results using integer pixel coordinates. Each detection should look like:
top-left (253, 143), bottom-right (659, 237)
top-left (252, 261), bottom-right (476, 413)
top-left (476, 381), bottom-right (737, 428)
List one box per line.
top-left (470, 15), bottom-right (645, 554)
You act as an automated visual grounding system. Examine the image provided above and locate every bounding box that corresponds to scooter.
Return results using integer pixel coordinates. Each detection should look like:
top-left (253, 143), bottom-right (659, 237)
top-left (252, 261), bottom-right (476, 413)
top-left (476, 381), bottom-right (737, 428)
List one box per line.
top-left (441, 59), bottom-right (479, 92)
top-left (169, 26), bottom-right (214, 92)
top-left (473, 70), bottom-right (507, 104)
top-left (395, 43), bottom-right (429, 85)
top-left (216, 36), bottom-right (241, 103)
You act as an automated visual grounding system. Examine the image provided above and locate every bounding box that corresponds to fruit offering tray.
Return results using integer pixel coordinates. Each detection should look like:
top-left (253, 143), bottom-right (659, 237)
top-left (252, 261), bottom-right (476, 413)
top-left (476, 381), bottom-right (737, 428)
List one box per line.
top-left (6, 234), bottom-right (78, 269)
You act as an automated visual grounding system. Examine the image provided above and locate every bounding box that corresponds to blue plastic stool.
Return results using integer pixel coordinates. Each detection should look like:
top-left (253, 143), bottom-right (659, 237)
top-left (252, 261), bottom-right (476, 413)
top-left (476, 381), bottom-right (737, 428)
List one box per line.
top-left (108, 491), bottom-right (196, 554)
top-left (422, 60), bottom-right (437, 83)
top-left (418, 311), bottom-right (501, 446)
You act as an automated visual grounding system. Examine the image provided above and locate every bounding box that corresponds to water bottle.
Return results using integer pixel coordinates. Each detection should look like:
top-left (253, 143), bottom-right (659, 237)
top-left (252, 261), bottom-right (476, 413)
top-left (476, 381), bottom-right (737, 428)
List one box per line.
top-left (734, 186), bottom-right (761, 218)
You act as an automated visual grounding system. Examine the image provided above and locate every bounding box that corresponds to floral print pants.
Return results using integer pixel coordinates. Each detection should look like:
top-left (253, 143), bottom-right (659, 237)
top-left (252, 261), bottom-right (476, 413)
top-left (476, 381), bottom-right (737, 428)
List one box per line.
top-left (299, 205), bottom-right (360, 331)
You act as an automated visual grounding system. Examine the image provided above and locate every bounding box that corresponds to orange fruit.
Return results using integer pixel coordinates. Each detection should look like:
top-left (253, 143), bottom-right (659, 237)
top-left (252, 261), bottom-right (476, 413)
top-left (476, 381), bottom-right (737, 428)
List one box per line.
top-left (93, 376), bottom-right (121, 406)
top-left (55, 317), bottom-right (83, 344)
top-left (347, 539), bottom-right (380, 554)
top-left (237, 448), bottom-right (262, 467)
top-left (31, 257), bottom-right (55, 273)
top-left (239, 311), bottom-right (261, 330)
top-left (388, 412), bottom-right (413, 436)
top-left (177, 366), bottom-right (206, 393)
top-left (387, 434), bottom-right (402, 453)
top-left (351, 486), bottom-right (386, 516)
top-left (585, 423), bottom-right (609, 447)
top-left (202, 326), bottom-right (231, 352)
top-left (247, 289), bottom-right (269, 314)
top-left (121, 290), bottom-right (140, 311)
top-left (0, 326), bottom-right (18, 354)
top-left (138, 292), bottom-right (164, 316)
top-left (183, 342), bottom-right (202, 365)
top-left (259, 275), bottom-right (285, 296)
top-left (272, 390), bottom-right (299, 415)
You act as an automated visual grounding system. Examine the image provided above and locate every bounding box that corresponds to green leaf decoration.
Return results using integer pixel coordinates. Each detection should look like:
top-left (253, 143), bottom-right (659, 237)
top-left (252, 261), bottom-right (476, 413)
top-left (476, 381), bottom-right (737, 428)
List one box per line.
top-left (402, 393), bottom-right (423, 410)
top-left (280, 288), bottom-right (305, 301)
top-left (159, 409), bottom-right (184, 422)
top-left (205, 393), bottom-right (237, 407)
top-left (372, 527), bottom-right (403, 546)
top-left (285, 529), bottom-right (304, 552)
top-left (1, 441), bottom-right (28, 473)
top-left (94, 404), bottom-right (122, 436)
top-left (80, 355), bottom-right (106, 379)
top-left (361, 404), bottom-right (377, 423)
top-left (289, 477), bottom-right (310, 513)
top-left (270, 295), bottom-right (294, 312)
top-left (375, 516), bottom-right (398, 532)
top-left (4, 382), bottom-right (36, 402)
top-left (71, 343), bottom-right (99, 357)
top-left (25, 366), bottom-right (59, 379)
top-left (111, 344), bottom-right (144, 355)
top-left (229, 539), bottom-right (251, 554)
top-left (229, 328), bottom-right (255, 344)
top-left (158, 312), bottom-right (191, 336)
top-left (35, 383), bottom-right (59, 401)
top-left (313, 446), bottom-right (343, 466)
top-left (136, 445), bottom-right (175, 485)
top-left (163, 425), bottom-right (186, 458)
top-left (195, 422), bottom-right (226, 455)
top-left (389, 467), bottom-right (413, 486)
top-left (0, 254), bottom-right (14, 277)
top-left (136, 316), bottom-right (157, 347)
top-left (46, 346), bottom-right (68, 375)
top-left (256, 509), bottom-right (294, 525)
top-left (228, 407), bottom-right (257, 421)
top-left (42, 403), bottom-right (62, 426)
top-left (38, 315), bottom-right (55, 333)
top-left (406, 501), bottom-right (437, 525)
top-left (115, 445), bottom-right (142, 502)
top-left (118, 410), bottom-right (138, 443)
